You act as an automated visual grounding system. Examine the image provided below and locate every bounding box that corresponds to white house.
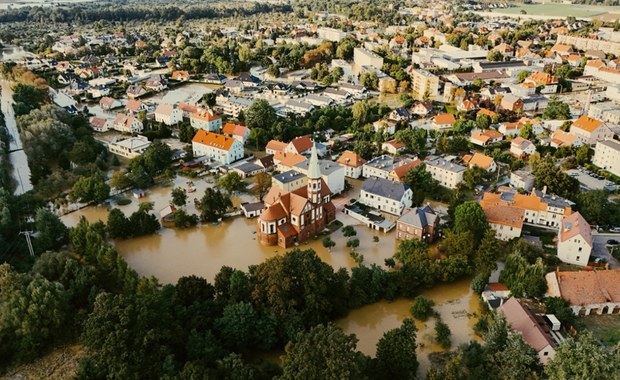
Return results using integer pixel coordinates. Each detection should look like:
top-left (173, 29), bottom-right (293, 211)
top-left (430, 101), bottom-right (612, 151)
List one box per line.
top-left (431, 113), bottom-right (456, 130)
top-left (464, 153), bottom-right (497, 173)
top-left (191, 130), bottom-right (244, 165)
top-left (557, 212), bottom-right (592, 266)
top-left (294, 159), bottom-right (345, 195)
top-left (112, 114), bottom-right (143, 134)
top-left (99, 96), bottom-right (122, 110)
top-left (424, 156), bottom-right (466, 189)
top-left (592, 139), bottom-right (620, 177)
top-left (372, 120), bottom-right (397, 136)
top-left (337, 151), bottom-right (367, 179)
top-left (107, 135), bottom-right (152, 158)
top-left (570, 115), bottom-right (614, 145)
top-left (190, 109), bottom-right (222, 131)
top-left (154, 103), bottom-right (183, 126)
top-left (222, 123), bottom-right (250, 144)
top-left (482, 202), bottom-right (524, 241)
top-left (359, 177), bottom-right (413, 216)
top-left (510, 170), bottom-right (535, 191)
top-left (510, 137), bottom-right (536, 158)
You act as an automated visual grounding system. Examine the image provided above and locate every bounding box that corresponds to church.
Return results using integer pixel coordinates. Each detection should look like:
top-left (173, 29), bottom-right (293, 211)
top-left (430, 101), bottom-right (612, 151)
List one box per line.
top-left (257, 144), bottom-right (336, 247)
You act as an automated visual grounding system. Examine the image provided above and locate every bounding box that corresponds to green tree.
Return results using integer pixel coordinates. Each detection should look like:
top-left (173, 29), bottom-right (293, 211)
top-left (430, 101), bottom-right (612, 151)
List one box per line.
top-left (280, 324), bottom-right (367, 380)
top-left (33, 207), bottom-right (68, 253)
top-left (253, 172), bottom-right (272, 201)
top-left (128, 202), bottom-right (161, 236)
top-left (533, 154), bottom-right (579, 198)
top-left (499, 254), bottom-right (547, 297)
top-left (545, 331), bottom-right (620, 380)
top-left (374, 318), bottom-right (418, 380)
top-left (487, 50), bottom-right (504, 62)
top-left (575, 144), bottom-right (591, 165)
top-left (359, 71), bottom-right (378, 89)
top-left (342, 225), bottom-right (357, 237)
top-left (542, 97), bottom-right (570, 120)
top-left (463, 166), bottom-right (487, 190)
top-left (474, 229), bottom-right (500, 275)
top-left (172, 209), bottom-right (199, 228)
top-left (410, 296), bottom-right (435, 321)
top-left (453, 201), bottom-right (489, 244)
top-left (476, 114), bottom-right (491, 129)
top-left (544, 297), bottom-right (576, 328)
top-left (107, 208), bottom-right (131, 239)
top-left (519, 123), bottom-right (535, 139)
top-left (70, 174), bottom-right (110, 204)
top-left (110, 171), bottom-right (133, 190)
top-left (197, 188), bottom-right (232, 223)
top-left (495, 333), bottom-right (542, 380)
top-left (245, 99), bottom-right (277, 133)
top-left (218, 172), bottom-right (246, 195)
top-left (516, 70), bottom-right (529, 84)
top-left (322, 236), bottom-right (336, 251)
top-left (215, 302), bottom-right (277, 350)
top-left (171, 187), bottom-right (187, 207)
top-left (435, 319), bottom-right (452, 349)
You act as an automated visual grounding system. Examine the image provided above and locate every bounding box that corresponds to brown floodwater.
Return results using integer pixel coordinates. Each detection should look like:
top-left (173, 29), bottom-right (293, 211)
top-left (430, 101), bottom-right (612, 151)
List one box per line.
top-left (336, 277), bottom-right (482, 377)
top-left (61, 176), bottom-right (479, 377)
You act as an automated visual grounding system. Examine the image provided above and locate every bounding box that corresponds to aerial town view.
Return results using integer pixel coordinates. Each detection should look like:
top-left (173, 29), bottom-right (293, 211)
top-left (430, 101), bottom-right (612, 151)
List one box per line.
top-left (2, 0), bottom-right (620, 378)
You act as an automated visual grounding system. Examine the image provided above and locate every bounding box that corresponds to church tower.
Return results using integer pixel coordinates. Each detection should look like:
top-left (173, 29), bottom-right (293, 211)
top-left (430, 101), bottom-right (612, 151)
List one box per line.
top-left (307, 143), bottom-right (322, 204)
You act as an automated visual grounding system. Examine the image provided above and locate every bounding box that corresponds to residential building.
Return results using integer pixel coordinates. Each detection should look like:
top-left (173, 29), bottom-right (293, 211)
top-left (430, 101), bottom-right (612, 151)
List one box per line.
top-left (410, 69), bottom-right (440, 100)
top-left (191, 130), bottom-right (244, 165)
top-left (265, 140), bottom-right (288, 155)
top-left (317, 27), bottom-right (347, 42)
top-left (171, 70), bottom-right (190, 81)
top-left (592, 139), bottom-right (620, 177)
top-left (232, 162), bottom-right (264, 178)
top-left (396, 205), bottom-right (440, 242)
top-left (190, 109), bottom-right (222, 132)
top-left (387, 159), bottom-right (422, 183)
top-left (241, 202), bottom-right (264, 218)
top-left (222, 123), bottom-right (250, 144)
top-left (545, 270), bottom-right (620, 316)
top-left (463, 152), bottom-right (497, 173)
top-left (388, 107), bottom-right (411, 122)
top-left (154, 103), bottom-right (183, 126)
top-left (510, 137), bottom-right (536, 158)
top-left (272, 170), bottom-right (307, 192)
top-left (99, 96), bottom-right (122, 110)
top-left (354, 47), bottom-right (384, 69)
top-left (359, 177), bottom-right (413, 216)
top-left (510, 170), bottom-right (535, 191)
top-left (274, 152), bottom-right (307, 172)
top-left (424, 156), bottom-right (466, 189)
top-left (470, 130), bottom-right (503, 147)
top-left (556, 34), bottom-right (620, 57)
top-left (557, 212), bottom-right (592, 266)
top-left (382, 139), bottom-right (405, 155)
top-left (372, 120), bottom-right (397, 136)
top-left (549, 130), bottom-right (583, 148)
top-left (125, 99), bottom-right (148, 114)
top-left (107, 135), bottom-right (151, 158)
top-left (524, 72), bottom-right (558, 94)
top-left (294, 159), bottom-right (345, 195)
top-left (482, 201), bottom-right (524, 241)
top-left (432, 113), bottom-right (456, 130)
top-left (90, 116), bottom-right (111, 133)
top-left (570, 115), bottom-right (613, 145)
top-left (412, 101), bottom-right (433, 116)
top-left (257, 145), bottom-right (336, 248)
top-left (285, 136), bottom-right (314, 155)
top-left (363, 155), bottom-right (401, 179)
top-left (499, 298), bottom-right (556, 365)
top-left (500, 93), bottom-right (524, 112)
top-left (337, 151), bottom-right (367, 179)
top-left (112, 114), bottom-right (143, 133)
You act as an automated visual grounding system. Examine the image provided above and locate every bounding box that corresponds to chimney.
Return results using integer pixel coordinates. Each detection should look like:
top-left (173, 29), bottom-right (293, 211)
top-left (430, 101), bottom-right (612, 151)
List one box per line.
top-left (542, 186), bottom-right (547, 194)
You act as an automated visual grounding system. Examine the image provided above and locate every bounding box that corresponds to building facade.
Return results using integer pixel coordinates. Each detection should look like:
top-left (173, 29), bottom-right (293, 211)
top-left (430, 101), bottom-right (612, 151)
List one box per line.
top-left (592, 139), bottom-right (620, 177)
top-left (191, 130), bottom-right (244, 165)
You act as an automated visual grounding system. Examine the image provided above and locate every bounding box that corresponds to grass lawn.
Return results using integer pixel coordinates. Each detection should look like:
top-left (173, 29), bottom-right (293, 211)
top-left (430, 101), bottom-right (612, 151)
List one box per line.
top-left (444, 105), bottom-right (457, 115)
top-left (580, 314), bottom-right (620, 347)
top-left (490, 4), bottom-right (607, 18)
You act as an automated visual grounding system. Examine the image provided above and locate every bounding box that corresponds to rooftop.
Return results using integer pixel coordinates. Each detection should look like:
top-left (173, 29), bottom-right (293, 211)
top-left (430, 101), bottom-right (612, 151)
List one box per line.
top-left (362, 177), bottom-right (409, 201)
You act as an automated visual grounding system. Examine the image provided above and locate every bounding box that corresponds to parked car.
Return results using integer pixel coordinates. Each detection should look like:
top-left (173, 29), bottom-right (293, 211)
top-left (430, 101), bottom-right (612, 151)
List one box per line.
top-left (607, 239), bottom-right (619, 245)
top-left (611, 227), bottom-right (620, 233)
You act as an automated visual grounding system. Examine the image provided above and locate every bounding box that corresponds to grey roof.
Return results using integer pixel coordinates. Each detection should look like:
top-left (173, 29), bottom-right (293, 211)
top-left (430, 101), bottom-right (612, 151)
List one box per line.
top-left (398, 205), bottom-right (439, 228)
top-left (362, 177), bottom-right (409, 201)
top-left (424, 156), bottom-right (466, 173)
top-left (295, 159), bottom-right (342, 176)
top-left (597, 139), bottom-right (620, 152)
top-left (234, 162), bottom-right (263, 173)
top-left (364, 154), bottom-right (395, 170)
top-left (478, 60), bottom-right (526, 69)
top-left (274, 170), bottom-right (306, 184)
top-left (241, 201), bottom-right (264, 212)
top-left (533, 190), bottom-right (575, 208)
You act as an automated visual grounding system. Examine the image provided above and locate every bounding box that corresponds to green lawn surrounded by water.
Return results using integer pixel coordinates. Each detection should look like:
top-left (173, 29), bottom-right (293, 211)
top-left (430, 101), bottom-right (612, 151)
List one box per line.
top-left (491, 4), bottom-right (607, 18)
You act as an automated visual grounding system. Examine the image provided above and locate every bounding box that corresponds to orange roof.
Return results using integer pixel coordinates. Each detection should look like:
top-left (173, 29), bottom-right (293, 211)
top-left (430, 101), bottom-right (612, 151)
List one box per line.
top-left (566, 54), bottom-right (581, 62)
top-left (550, 130), bottom-right (577, 147)
top-left (599, 67), bottom-right (620, 75)
top-left (390, 159), bottom-right (422, 181)
top-left (477, 108), bottom-right (497, 117)
top-left (191, 110), bottom-right (220, 122)
top-left (171, 70), bottom-right (189, 79)
top-left (126, 99), bottom-right (143, 112)
top-left (466, 152), bottom-right (495, 170)
top-left (178, 103), bottom-right (199, 114)
top-left (337, 150), bottom-right (366, 168)
top-left (572, 115), bottom-right (603, 133)
top-left (551, 270), bottom-right (620, 306)
top-left (274, 151), bottom-right (307, 168)
top-left (433, 113), bottom-right (456, 125)
top-left (525, 71), bottom-right (558, 86)
top-left (551, 43), bottom-right (572, 53)
top-left (513, 192), bottom-right (547, 212)
top-left (585, 59), bottom-right (605, 69)
top-left (482, 202), bottom-right (524, 228)
top-left (559, 212), bottom-right (592, 246)
top-left (222, 122), bottom-right (248, 137)
top-left (191, 130), bottom-right (236, 150)
top-left (260, 203), bottom-right (287, 221)
top-left (289, 136), bottom-right (313, 153)
top-left (266, 140), bottom-right (288, 152)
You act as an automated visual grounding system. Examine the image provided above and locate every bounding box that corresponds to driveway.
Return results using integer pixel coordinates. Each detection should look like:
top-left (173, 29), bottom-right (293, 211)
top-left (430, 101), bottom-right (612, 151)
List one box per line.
top-left (592, 233), bottom-right (620, 269)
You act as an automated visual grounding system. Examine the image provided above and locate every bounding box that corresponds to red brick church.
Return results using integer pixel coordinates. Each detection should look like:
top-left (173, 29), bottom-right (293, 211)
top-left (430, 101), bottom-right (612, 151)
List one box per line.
top-left (257, 144), bottom-right (336, 247)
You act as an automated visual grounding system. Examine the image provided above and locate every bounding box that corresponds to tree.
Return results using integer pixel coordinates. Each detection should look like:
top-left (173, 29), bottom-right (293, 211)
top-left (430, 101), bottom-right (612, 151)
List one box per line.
top-left (544, 297), bottom-right (575, 328)
top-left (218, 172), bottom-right (246, 195)
top-left (453, 202), bottom-right (489, 244)
top-left (519, 123), bottom-right (535, 139)
top-left (410, 296), bottom-right (435, 321)
top-left (499, 254), bottom-right (547, 297)
top-left (516, 70), bottom-right (529, 84)
top-left (215, 302), bottom-right (277, 350)
top-left (33, 207), bottom-right (68, 253)
top-left (476, 114), bottom-right (491, 129)
top-left (107, 208), bottom-right (131, 239)
top-left (374, 318), bottom-right (418, 380)
top-left (495, 333), bottom-right (542, 380)
top-left (575, 144), bottom-right (591, 165)
top-left (533, 154), bottom-right (579, 198)
top-left (171, 187), bottom-right (187, 207)
top-left (253, 172), bottom-right (272, 201)
top-left (71, 174), bottom-right (110, 204)
top-left (172, 209), bottom-right (199, 228)
top-left (545, 331), bottom-right (620, 380)
top-left (474, 229), bottom-right (501, 275)
top-left (435, 319), bottom-right (452, 349)
top-left (197, 188), bottom-right (232, 223)
top-left (463, 166), bottom-right (487, 190)
top-left (342, 225), bottom-right (357, 237)
top-left (359, 71), bottom-right (378, 89)
top-left (280, 324), bottom-right (367, 380)
top-left (484, 313), bottom-right (509, 353)
top-left (131, 140), bottom-right (172, 177)
top-left (352, 100), bottom-right (370, 126)
top-left (245, 99), bottom-right (277, 133)
top-left (487, 50), bottom-right (504, 62)
top-left (542, 97), bottom-right (570, 120)
top-left (110, 171), bottom-right (133, 190)
top-left (322, 236), bottom-right (336, 251)
top-left (347, 238), bottom-right (360, 250)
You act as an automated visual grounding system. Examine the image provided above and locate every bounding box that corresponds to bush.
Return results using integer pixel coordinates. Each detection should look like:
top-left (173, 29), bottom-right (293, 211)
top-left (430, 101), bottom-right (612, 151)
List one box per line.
top-left (410, 296), bottom-right (435, 321)
top-left (116, 198), bottom-right (132, 206)
top-left (342, 225), bottom-right (357, 237)
top-left (435, 319), bottom-right (452, 349)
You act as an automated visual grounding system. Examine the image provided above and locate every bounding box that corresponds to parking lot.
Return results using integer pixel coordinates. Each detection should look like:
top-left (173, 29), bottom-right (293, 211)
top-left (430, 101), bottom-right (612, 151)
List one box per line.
top-left (592, 234), bottom-right (620, 269)
top-left (566, 168), bottom-right (616, 191)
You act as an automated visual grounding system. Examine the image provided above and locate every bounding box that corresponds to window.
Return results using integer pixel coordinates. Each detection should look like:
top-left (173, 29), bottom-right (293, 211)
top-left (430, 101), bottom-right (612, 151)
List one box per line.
top-left (578, 247), bottom-right (582, 252)
top-left (576, 256), bottom-right (580, 261)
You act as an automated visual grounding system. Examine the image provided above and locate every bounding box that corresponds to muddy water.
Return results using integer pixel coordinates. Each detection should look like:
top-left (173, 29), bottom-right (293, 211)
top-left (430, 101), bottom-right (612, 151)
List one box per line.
top-left (61, 176), bottom-right (396, 284)
top-left (336, 277), bottom-right (482, 377)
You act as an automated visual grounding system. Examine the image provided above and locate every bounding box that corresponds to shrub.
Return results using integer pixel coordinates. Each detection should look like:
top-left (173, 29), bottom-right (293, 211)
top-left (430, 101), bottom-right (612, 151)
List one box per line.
top-left (410, 296), bottom-right (435, 321)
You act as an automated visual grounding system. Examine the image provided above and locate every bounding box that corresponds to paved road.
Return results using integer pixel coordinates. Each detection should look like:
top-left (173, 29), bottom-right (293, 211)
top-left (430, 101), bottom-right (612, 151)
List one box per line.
top-left (1, 80), bottom-right (33, 194)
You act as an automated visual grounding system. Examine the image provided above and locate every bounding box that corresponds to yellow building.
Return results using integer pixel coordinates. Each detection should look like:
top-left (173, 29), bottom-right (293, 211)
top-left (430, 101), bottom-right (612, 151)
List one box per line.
top-left (410, 69), bottom-right (439, 100)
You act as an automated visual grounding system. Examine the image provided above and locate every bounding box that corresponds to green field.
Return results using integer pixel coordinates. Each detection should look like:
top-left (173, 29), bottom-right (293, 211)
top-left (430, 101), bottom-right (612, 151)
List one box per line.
top-left (490, 3), bottom-right (611, 18)
top-left (581, 314), bottom-right (620, 347)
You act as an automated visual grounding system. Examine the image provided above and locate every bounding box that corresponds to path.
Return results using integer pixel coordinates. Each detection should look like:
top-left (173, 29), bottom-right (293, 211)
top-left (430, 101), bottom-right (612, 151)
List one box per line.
top-left (1, 79), bottom-right (33, 194)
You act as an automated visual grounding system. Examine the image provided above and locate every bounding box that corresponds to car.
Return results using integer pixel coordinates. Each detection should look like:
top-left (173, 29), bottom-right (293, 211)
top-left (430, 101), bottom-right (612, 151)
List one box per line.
top-left (608, 239), bottom-right (619, 245)
top-left (611, 227), bottom-right (620, 233)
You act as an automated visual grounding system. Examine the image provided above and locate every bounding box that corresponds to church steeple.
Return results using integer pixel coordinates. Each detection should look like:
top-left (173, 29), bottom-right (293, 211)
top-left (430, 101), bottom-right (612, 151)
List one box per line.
top-left (307, 142), bottom-right (322, 204)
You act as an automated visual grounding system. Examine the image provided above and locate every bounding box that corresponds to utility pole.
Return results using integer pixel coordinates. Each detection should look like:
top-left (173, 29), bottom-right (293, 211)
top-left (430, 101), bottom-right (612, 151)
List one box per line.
top-left (19, 231), bottom-right (34, 257)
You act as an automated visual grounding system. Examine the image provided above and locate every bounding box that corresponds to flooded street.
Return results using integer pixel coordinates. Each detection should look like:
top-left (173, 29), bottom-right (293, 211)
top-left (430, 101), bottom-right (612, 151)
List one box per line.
top-left (61, 176), bottom-right (396, 284)
top-left (1, 80), bottom-right (34, 195)
top-left (336, 277), bottom-right (482, 377)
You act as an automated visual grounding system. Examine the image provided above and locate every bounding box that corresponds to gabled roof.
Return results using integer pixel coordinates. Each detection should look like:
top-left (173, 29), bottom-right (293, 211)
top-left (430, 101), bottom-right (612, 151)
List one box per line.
top-left (126, 99), bottom-right (144, 112)
top-left (559, 212), bottom-right (592, 247)
top-left (433, 113), bottom-right (456, 125)
top-left (500, 298), bottom-right (555, 352)
top-left (548, 270), bottom-right (620, 306)
top-left (465, 152), bottom-right (495, 170)
top-left (398, 205), bottom-right (439, 229)
top-left (266, 140), bottom-right (288, 152)
top-left (288, 136), bottom-right (313, 153)
top-left (337, 151), bottom-right (367, 168)
top-left (361, 177), bottom-right (409, 201)
top-left (482, 202), bottom-right (524, 228)
top-left (192, 130), bottom-right (237, 151)
top-left (390, 159), bottom-right (422, 181)
top-left (572, 114), bottom-right (603, 133)
top-left (550, 130), bottom-right (578, 147)
top-left (155, 103), bottom-right (178, 116)
top-left (191, 109), bottom-right (220, 122)
top-left (222, 122), bottom-right (248, 137)
top-left (525, 71), bottom-right (558, 86)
